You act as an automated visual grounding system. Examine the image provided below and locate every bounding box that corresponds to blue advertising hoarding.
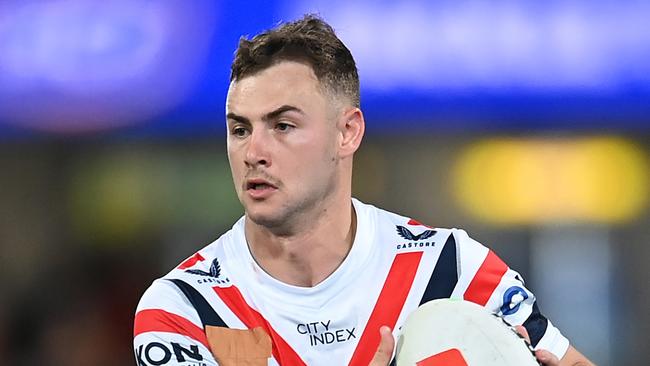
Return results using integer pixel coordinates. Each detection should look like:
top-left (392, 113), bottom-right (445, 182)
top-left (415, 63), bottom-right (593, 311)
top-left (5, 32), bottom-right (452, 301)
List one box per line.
top-left (0, 0), bottom-right (648, 138)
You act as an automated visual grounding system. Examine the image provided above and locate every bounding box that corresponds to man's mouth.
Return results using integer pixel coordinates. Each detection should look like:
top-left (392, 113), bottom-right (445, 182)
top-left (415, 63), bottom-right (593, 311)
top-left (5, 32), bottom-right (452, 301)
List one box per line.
top-left (245, 179), bottom-right (277, 191)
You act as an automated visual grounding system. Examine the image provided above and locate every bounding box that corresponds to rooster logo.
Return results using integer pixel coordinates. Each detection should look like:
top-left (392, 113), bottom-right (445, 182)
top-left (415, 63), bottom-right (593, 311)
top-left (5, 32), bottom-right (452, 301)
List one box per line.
top-left (396, 225), bottom-right (436, 241)
top-left (185, 258), bottom-right (221, 278)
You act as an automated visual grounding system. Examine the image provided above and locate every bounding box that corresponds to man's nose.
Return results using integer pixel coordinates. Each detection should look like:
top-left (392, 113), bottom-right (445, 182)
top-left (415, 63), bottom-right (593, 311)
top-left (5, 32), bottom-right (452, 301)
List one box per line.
top-left (244, 128), bottom-right (271, 167)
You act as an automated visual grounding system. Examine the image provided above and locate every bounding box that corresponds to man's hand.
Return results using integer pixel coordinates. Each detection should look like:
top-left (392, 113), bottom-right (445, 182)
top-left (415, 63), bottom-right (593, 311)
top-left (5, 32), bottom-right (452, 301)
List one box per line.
top-left (514, 325), bottom-right (561, 365)
top-left (515, 326), bottom-right (595, 366)
top-left (369, 326), bottom-right (395, 366)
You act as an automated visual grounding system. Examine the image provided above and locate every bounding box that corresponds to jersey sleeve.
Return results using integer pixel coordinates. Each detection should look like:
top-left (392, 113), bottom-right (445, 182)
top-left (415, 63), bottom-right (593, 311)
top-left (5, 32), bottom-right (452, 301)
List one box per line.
top-left (452, 229), bottom-right (570, 360)
top-left (134, 279), bottom-right (218, 366)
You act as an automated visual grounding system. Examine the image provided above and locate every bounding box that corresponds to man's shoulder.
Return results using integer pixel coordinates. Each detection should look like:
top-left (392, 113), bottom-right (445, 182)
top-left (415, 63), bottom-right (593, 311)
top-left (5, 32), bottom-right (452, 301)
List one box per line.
top-left (165, 232), bottom-right (240, 284)
top-left (364, 200), bottom-right (471, 240)
top-left (365, 201), bottom-right (491, 259)
top-left (139, 224), bottom-right (242, 297)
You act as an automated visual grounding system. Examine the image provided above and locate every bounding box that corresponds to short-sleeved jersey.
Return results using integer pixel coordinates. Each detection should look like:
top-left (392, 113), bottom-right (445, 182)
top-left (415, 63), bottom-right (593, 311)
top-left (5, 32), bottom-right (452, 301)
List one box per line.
top-left (134, 199), bottom-right (569, 365)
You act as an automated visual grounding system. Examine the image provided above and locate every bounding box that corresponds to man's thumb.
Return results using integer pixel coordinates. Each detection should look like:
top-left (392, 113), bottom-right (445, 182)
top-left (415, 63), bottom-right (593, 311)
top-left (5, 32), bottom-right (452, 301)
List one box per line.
top-left (369, 326), bottom-right (395, 366)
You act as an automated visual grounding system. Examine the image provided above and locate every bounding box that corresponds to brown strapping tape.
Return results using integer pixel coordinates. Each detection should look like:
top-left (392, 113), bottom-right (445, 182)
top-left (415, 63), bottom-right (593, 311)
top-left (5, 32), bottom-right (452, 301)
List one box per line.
top-left (206, 326), bottom-right (272, 366)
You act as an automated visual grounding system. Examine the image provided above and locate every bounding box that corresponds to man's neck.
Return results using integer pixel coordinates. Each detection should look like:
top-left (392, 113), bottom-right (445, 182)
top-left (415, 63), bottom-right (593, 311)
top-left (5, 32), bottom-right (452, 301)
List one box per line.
top-left (244, 200), bottom-right (357, 287)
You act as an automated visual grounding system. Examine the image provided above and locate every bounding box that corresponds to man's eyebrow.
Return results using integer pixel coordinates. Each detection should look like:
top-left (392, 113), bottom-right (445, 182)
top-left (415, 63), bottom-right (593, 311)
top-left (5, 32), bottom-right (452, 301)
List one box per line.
top-left (226, 105), bottom-right (304, 124)
top-left (264, 105), bottom-right (304, 121)
top-left (226, 113), bottom-right (249, 124)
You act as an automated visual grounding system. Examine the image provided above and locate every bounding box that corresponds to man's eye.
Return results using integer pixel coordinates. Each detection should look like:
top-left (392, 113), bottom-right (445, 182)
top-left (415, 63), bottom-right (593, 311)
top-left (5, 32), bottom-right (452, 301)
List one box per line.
top-left (232, 127), bottom-right (249, 137)
top-left (276, 123), bottom-right (293, 132)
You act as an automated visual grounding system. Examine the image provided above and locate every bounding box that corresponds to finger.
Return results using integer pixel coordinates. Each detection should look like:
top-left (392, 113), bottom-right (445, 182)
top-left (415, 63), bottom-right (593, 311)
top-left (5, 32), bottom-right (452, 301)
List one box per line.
top-left (535, 349), bottom-right (560, 366)
top-left (369, 326), bottom-right (395, 366)
top-left (514, 325), bottom-right (531, 344)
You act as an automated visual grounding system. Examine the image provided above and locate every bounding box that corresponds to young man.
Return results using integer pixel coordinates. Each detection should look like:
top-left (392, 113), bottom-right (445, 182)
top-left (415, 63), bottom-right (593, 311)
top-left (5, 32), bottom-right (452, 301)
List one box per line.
top-left (134, 15), bottom-right (594, 366)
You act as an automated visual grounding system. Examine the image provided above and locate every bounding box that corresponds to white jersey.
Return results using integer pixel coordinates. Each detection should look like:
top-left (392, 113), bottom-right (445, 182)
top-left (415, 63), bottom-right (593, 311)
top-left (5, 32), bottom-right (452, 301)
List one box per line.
top-left (134, 199), bottom-right (569, 365)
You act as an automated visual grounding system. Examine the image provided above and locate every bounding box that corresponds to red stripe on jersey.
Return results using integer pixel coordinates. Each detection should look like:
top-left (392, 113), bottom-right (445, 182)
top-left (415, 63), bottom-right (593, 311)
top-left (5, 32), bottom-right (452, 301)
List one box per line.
top-left (178, 252), bottom-right (205, 270)
top-left (463, 250), bottom-right (508, 306)
top-left (348, 251), bottom-right (424, 366)
top-left (214, 285), bottom-right (307, 366)
top-left (416, 348), bottom-right (468, 366)
top-left (407, 219), bottom-right (433, 228)
top-left (134, 309), bottom-right (209, 349)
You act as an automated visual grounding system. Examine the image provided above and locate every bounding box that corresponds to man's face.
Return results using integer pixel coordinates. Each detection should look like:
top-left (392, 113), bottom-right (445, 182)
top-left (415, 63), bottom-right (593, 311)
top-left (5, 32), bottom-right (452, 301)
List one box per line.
top-left (226, 61), bottom-right (342, 229)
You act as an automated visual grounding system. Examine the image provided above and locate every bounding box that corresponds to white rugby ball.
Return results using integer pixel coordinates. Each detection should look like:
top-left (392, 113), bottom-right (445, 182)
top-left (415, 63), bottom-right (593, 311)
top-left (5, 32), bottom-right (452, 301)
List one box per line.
top-left (395, 299), bottom-right (539, 366)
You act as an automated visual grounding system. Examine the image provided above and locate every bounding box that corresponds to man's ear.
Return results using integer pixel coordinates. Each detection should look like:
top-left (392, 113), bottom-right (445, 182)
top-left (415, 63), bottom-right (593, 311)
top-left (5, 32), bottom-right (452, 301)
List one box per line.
top-left (337, 107), bottom-right (365, 158)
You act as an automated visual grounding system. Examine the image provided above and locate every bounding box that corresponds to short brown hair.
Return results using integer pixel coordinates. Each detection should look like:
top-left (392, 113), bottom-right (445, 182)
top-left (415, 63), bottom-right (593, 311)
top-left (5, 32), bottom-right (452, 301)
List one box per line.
top-left (230, 14), bottom-right (360, 107)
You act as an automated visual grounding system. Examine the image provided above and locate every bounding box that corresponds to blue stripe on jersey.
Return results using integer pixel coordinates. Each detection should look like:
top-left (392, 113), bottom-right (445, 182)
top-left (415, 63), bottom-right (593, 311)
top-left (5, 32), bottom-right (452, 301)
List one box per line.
top-left (522, 302), bottom-right (548, 348)
top-left (169, 279), bottom-right (228, 328)
top-left (418, 233), bottom-right (459, 305)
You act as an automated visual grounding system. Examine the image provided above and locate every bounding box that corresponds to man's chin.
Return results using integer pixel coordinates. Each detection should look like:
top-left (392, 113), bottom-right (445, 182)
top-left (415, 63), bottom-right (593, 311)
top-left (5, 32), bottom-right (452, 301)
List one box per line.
top-left (245, 209), bottom-right (285, 229)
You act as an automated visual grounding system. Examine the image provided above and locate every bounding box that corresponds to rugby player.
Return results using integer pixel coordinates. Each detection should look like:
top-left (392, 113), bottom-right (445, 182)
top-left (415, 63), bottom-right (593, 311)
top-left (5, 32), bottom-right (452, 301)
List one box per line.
top-left (134, 15), bottom-right (594, 366)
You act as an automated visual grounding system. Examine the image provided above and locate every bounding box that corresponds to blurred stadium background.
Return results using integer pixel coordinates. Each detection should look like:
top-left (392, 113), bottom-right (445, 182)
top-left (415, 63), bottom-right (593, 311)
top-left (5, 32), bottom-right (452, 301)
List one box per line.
top-left (0, 1), bottom-right (648, 365)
